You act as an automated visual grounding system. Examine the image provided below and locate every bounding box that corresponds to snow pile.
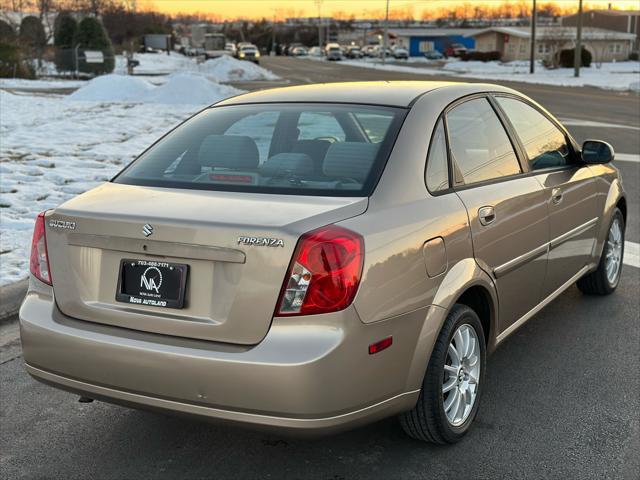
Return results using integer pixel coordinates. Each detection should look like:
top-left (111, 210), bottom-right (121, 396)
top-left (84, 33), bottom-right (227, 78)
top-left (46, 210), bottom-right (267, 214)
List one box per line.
top-left (199, 55), bottom-right (279, 82)
top-left (340, 58), bottom-right (640, 91)
top-left (114, 52), bottom-right (279, 82)
top-left (0, 84), bottom-right (240, 285)
top-left (145, 72), bottom-right (242, 104)
top-left (443, 60), bottom-right (532, 74)
top-left (68, 72), bottom-right (243, 105)
top-left (67, 74), bottom-right (155, 102)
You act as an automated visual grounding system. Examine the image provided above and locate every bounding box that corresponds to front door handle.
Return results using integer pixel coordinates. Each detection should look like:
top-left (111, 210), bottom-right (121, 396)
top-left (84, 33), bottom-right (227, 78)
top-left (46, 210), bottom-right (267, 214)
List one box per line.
top-left (551, 188), bottom-right (563, 205)
top-left (478, 206), bottom-right (496, 226)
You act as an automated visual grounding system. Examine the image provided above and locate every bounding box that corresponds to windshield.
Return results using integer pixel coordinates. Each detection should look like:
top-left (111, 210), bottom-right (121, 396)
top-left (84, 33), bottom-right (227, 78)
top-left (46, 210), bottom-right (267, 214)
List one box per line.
top-left (113, 103), bottom-right (406, 197)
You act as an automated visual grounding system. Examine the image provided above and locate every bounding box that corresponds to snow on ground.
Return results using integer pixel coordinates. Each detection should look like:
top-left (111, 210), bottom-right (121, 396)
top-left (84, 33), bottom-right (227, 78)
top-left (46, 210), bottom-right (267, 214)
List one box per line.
top-left (68, 72), bottom-right (242, 104)
top-left (0, 75), bottom-right (244, 285)
top-left (115, 53), bottom-right (279, 82)
top-left (340, 58), bottom-right (640, 91)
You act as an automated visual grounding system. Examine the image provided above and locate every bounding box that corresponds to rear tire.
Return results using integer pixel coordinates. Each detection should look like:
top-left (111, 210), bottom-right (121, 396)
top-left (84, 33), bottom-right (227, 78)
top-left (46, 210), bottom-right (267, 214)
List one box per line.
top-left (399, 304), bottom-right (486, 444)
top-left (577, 208), bottom-right (624, 295)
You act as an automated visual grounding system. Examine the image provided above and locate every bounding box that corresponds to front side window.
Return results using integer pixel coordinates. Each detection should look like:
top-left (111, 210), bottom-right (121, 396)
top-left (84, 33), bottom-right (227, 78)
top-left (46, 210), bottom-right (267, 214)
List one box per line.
top-left (496, 97), bottom-right (572, 170)
top-left (114, 104), bottom-right (406, 197)
top-left (446, 98), bottom-right (521, 185)
top-left (425, 119), bottom-right (449, 192)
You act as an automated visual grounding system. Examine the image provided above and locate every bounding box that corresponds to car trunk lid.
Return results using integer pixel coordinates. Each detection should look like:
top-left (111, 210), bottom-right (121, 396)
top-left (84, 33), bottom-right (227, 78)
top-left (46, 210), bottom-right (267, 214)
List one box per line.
top-left (45, 182), bottom-right (367, 344)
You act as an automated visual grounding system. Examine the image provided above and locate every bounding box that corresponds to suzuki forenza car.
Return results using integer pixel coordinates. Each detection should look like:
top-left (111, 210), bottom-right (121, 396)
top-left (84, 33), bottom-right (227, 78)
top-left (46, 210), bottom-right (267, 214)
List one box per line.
top-left (21, 82), bottom-right (626, 444)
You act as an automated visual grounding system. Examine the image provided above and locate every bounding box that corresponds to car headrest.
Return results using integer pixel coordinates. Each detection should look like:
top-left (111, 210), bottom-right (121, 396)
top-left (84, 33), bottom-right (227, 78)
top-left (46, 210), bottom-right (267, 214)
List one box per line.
top-left (260, 153), bottom-right (314, 178)
top-left (322, 142), bottom-right (380, 182)
top-left (198, 135), bottom-right (259, 169)
top-left (292, 139), bottom-right (332, 174)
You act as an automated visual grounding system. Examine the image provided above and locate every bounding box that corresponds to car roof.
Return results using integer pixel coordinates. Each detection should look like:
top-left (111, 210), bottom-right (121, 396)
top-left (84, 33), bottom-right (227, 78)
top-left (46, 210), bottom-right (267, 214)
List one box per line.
top-left (216, 81), bottom-right (514, 108)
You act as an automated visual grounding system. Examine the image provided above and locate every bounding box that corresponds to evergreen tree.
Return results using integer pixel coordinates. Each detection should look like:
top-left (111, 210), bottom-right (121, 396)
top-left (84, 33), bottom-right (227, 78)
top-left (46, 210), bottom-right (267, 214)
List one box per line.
top-left (54, 13), bottom-right (78, 72)
top-left (73, 16), bottom-right (115, 75)
top-left (0, 19), bottom-right (16, 44)
top-left (19, 16), bottom-right (46, 60)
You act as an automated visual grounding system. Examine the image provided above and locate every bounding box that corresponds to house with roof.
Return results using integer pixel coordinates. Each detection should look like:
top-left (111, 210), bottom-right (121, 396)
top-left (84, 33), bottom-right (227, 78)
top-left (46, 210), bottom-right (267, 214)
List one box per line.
top-left (562, 9), bottom-right (639, 52)
top-left (467, 26), bottom-right (636, 63)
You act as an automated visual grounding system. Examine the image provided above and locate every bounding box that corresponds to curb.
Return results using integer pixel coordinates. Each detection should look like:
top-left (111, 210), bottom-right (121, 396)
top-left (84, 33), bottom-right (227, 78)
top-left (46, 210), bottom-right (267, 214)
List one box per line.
top-left (0, 279), bottom-right (28, 324)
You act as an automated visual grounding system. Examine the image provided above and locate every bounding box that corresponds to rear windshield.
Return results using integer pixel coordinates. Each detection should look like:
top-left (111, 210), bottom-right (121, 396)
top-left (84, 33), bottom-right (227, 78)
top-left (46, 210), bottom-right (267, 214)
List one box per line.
top-left (113, 103), bottom-right (406, 196)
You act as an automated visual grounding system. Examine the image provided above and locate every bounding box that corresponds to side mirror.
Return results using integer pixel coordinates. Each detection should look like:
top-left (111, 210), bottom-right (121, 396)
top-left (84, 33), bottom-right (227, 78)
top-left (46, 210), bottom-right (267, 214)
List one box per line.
top-left (582, 140), bottom-right (615, 164)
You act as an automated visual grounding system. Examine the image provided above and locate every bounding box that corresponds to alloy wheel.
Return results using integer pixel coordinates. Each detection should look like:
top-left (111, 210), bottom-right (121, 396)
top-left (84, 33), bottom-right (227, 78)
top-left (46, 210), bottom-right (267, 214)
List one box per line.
top-left (605, 217), bottom-right (623, 285)
top-left (443, 324), bottom-right (481, 427)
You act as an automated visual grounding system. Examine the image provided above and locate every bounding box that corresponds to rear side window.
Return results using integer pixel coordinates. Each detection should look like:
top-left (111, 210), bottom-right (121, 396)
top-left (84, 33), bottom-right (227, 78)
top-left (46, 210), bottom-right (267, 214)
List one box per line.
top-left (447, 98), bottom-right (521, 185)
top-left (425, 119), bottom-right (449, 193)
top-left (113, 104), bottom-right (406, 197)
top-left (496, 97), bottom-right (572, 170)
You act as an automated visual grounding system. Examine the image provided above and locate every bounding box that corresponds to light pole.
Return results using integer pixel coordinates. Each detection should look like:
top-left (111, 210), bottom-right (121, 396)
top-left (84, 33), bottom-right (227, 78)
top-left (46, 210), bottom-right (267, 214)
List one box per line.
top-left (272, 14), bottom-right (276, 56)
top-left (574, 0), bottom-right (584, 77)
top-left (382, 0), bottom-right (389, 64)
top-left (529, 0), bottom-right (537, 74)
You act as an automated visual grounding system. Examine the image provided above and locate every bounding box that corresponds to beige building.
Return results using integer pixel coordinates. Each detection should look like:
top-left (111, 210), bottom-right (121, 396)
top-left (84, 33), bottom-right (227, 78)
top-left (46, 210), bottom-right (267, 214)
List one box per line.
top-left (562, 9), bottom-right (639, 52)
top-left (469, 26), bottom-right (636, 63)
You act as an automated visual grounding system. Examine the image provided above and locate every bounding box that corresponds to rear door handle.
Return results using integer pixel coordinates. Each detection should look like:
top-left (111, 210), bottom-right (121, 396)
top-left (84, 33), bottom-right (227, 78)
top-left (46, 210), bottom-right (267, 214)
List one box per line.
top-left (551, 188), bottom-right (563, 205)
top-left (478, 206), bottom-right (496, 226)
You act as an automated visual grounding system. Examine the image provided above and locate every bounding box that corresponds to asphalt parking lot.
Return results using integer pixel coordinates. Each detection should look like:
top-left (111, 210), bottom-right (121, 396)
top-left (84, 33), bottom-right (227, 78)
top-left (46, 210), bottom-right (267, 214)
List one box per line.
top-left (1, 57), bottom-right (639, 479)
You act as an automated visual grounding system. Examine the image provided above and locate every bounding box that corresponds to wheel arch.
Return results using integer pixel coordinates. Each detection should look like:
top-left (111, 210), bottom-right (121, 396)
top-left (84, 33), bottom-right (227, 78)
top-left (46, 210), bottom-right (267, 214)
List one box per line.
top-left (616, 195), bottom-right (627, 225)
top-left (456, 285), bottom-right (494, 349)
top-left (431, 258), bottom-right (498, 350)
top-left (592, 180), bottom-right (626, 264)
top-left (404, 258), bottom-right (499, 392)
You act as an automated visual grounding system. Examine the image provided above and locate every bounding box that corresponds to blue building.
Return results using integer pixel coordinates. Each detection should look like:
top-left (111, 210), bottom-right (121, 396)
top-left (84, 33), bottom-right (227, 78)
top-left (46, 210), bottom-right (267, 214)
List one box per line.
top-left (387, 28), bottom-right (480, 57)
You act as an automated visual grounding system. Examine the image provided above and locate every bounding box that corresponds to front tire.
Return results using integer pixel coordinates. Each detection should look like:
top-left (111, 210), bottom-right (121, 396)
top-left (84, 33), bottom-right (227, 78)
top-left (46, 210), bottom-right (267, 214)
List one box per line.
top-left (399, 304), bottom-right (486, 444)
top-left (577, 208), bottom-right (625, 295)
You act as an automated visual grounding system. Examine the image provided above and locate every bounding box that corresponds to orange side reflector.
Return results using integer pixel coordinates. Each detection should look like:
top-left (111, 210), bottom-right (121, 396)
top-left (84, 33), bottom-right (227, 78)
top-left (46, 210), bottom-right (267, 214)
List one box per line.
top-left (369, 336), bottom-right (393, 355)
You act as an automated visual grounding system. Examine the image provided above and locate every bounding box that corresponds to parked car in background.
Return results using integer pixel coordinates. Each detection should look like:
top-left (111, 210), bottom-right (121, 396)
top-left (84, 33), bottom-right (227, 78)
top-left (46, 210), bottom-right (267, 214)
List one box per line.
top-left (308, 46), bottom-right (323, 57)
top-left (424, 50), bottom-right (445, 60)
top-left (284, 43), bottom-right (304, 56)
top-left (391, 45), bottom-right (409, 60)
top-left (291, 46), bottom-right (309, 56)
top-left (362, 45), bottom-right (377, 57)
top-left (371, 45), bottom-right (394, 59)
top-left (444, 43), bottom-right (468, 57)
top-left (325, 43), bottom-right (342, 61)
top-left (225, 42), bottom-right (237, 57)
top-left (185, 47), bottom-right (205, 57)
top-left (345, 46), bottom-right (363, 59)
top-left (21, 81), bottom-right (626, 444)
top-left (238, 44), bottom-right (260, 64)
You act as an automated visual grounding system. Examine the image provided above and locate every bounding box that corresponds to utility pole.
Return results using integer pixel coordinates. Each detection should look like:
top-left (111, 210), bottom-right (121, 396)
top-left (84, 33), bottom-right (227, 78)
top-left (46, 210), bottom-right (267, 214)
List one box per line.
top-left (382, 0), bottom-right (390, 64)
top-left (529, 0), bottom-right (537, 74)
top-left (315, 0), bottom-right (323, 51)
top-left (574, 0), bottom-right (584, 77)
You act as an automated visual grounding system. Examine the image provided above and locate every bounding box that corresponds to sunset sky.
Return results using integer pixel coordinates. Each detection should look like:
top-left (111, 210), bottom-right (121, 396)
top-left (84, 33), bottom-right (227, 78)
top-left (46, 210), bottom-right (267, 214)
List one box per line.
top-left (146, 0), bottom-right (640, 20)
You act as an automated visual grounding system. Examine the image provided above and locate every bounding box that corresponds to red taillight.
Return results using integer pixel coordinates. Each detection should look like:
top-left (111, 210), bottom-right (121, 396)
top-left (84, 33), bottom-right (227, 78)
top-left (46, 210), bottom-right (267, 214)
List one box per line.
top-left (29, 212), bottom-right (52, 285)
top-left (276, 225), bottom-right (364, 316)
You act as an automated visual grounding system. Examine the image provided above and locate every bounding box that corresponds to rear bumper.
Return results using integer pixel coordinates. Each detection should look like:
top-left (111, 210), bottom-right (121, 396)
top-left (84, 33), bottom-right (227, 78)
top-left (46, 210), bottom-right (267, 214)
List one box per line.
top-left (20, 282), bottom-right (444, 434)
